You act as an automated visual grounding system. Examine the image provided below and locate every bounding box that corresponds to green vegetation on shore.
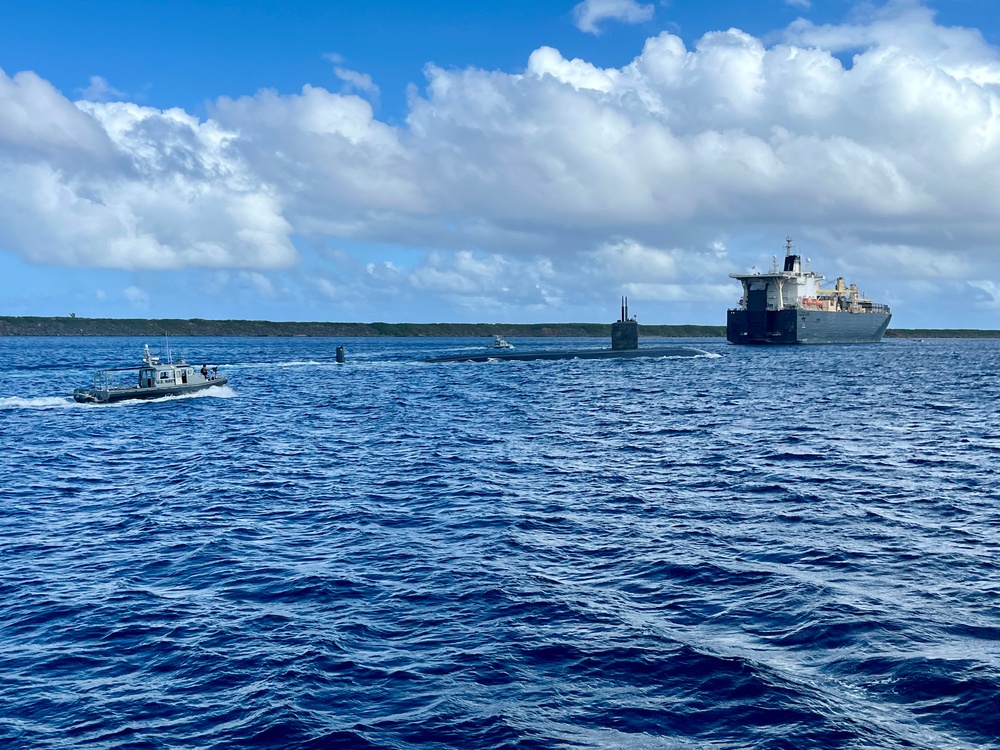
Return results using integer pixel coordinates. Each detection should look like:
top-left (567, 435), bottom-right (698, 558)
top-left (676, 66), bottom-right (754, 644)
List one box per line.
top-left (0, 316), bottom-right (996, 338)
top-left (882, 329), bottom-right (1000, 338)
top-left (0, 316), bottom-right (725, 338)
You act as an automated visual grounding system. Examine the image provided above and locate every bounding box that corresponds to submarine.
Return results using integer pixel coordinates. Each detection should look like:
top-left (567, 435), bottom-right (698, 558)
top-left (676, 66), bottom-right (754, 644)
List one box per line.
top-left (424, 299), bottom-right (710, 363)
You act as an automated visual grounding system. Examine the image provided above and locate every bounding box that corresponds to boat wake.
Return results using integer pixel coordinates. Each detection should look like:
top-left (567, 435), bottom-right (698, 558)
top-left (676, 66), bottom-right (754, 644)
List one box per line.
top-left (1, 385), bottom-right (237, 409)
top-left (227, 360), bottom-right (360, 368)
top-left (0, 396), bottom-right (79, 410)
top-left (164, 384), bottom-right (237, 401)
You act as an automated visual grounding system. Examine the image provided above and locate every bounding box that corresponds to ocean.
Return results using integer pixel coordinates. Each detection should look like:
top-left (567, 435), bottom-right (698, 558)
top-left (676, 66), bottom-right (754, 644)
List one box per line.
top-left (1, 335), bottom-right (998, 749)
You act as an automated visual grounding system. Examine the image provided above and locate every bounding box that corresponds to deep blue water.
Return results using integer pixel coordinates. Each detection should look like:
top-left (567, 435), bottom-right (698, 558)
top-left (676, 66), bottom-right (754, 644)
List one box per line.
top-left (1, 335), bottom-right (999, 749)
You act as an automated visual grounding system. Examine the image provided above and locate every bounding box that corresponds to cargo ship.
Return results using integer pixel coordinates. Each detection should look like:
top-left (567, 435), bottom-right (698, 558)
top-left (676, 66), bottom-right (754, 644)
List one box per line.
top-left (727, 238), bottom-right (891, 344)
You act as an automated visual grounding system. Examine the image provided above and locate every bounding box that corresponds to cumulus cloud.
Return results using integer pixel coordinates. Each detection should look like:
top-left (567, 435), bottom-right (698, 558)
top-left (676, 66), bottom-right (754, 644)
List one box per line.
top-left (323, 53), bottom-right (380, 99)
top-left (238, 271), bottom-right (276, 298)
top-left (334, 67), bottom-right (379, 97)
top-left (785, 2), bottom-right (1000, 85)
top-left (212, 85), bottom-right (421, 232)
top-left (969, 280), bottom-right (1000, 308)
top-left (3, 3), bottom-right (1000, 325)
top-left (77, 75), bottom-right (126, 102)
top-left (314, 277), bottom-right (339, 299)
top-left (573, 0), bottom-right (655, 35)
top-left (0, 70), bottom-right (296, 271)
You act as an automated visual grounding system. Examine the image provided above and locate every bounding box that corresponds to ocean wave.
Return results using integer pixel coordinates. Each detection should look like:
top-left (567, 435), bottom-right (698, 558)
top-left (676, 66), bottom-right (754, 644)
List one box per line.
top-left (1, 336), bottom-right (998, 749)
top-left (0, 395), bottom-right (78, 409)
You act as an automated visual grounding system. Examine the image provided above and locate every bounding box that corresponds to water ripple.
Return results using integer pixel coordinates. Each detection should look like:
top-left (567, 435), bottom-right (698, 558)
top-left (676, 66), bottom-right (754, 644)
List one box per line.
top-left (1, 336), bottom-right (998, 748)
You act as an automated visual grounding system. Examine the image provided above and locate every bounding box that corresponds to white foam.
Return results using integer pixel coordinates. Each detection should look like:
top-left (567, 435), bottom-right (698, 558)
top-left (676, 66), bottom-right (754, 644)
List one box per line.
top-left (0, 384), bottom-right (238, 409)
top-left (108, 384), bottom-right (238, 405)
top-left (225, 360), bottom-right (326, 368)
top-left (0, 396), bottom-right (79, 410)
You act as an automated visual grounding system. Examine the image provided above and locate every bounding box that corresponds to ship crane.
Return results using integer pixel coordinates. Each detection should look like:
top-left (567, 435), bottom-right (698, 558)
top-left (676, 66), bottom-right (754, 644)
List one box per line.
top-left (815, 278), bottom-right (874, 308)
top-left (816, 277), bottom-right (849, 297)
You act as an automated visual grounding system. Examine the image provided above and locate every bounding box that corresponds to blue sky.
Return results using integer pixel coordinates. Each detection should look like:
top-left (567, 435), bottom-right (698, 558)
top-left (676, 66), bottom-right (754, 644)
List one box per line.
top-left (2, 0), bottom-right (1000, 327)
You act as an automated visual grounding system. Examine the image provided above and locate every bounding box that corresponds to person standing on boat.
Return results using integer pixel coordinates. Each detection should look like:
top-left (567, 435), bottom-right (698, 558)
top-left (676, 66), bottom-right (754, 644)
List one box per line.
top-left (201, 364), bottom-right (209, 379)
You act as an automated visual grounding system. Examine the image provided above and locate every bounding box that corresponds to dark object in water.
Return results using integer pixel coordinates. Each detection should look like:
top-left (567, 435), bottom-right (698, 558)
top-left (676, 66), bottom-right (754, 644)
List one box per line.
top-left (425, 298), bottom-right (709, 363)
top-left (424, 346), bottom-right (707, 363)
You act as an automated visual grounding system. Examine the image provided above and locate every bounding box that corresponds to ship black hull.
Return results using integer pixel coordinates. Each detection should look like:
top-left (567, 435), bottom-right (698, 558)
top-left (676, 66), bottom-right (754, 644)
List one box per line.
top-left (727, 309), bottom-right (891, 344)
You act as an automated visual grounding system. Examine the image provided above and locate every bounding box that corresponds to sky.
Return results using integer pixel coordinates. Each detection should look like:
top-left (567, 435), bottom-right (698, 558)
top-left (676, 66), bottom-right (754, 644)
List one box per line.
top-left (2, 0), bottom-right (1000, 328)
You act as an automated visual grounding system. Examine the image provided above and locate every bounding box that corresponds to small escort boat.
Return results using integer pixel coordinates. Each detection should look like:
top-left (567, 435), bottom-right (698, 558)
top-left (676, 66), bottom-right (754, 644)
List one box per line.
top-left (73, 344), bottom-right (228, 404)
top-left (490, 335), bottom-right (514, 349)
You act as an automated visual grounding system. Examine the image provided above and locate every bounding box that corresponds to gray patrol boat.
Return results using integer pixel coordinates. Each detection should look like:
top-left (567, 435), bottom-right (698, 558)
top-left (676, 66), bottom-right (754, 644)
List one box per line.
top-left (727, 237), bottom-right (891, 344)
top-left (73, 344), bottom-right (228, 403)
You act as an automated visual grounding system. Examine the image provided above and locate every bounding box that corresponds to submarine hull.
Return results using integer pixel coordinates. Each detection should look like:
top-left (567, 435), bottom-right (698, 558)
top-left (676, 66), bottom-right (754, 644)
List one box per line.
top-left (425, 346), bottom-right (707, 363)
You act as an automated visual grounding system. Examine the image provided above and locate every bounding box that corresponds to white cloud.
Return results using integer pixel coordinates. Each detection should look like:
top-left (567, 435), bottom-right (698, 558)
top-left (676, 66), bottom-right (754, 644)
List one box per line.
top-left (123, 285), bottom-right (149, 308)
top-left (407, 250), bottom-right (560, 313)
top-left (238, 271), bottom-right (276, 298)
top-left (785, 2), bottom-right (1000, 85)
top-left (527, 47), bottom-right (620, 92)
top-left (785, 0), bottom-right (811, 9)
top-left (969, 280), bottom-right (1000, 308)
top-left (573, 0), bottom-right (655, 35)
top-left (77, 75), bottom-right (126, 102)
top-left (410, 250), bottom-right (514, 294)
top-left (4, 4), bottom-right (1000, 325)
top-left (334, 68), bottom-right (379, 97)
top-left (212, 85), bottom-right (422, 231)
top-left (366, 260), bottom-right (400, 281)
top-left (315, 277), bottom-right (338, 299)
top-left (0, 73), bottom-right (296, 271)
top-left (0, 69), bottom-right (115, 161)
top-left (589, 239), bottom-right (680, 282)
top-left (324, 53), bottom-right (380, 99)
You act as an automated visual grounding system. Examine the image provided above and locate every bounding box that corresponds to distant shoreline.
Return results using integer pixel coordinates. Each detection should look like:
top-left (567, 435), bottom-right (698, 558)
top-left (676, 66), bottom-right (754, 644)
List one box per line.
top-left (0, 316), bottom-right (996, 338)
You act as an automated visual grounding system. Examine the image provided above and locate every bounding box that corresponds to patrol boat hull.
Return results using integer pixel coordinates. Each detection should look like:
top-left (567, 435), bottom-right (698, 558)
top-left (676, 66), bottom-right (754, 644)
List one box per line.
top-left (727, 308), bottom-right (891, 344)
top-left (73, 377), bottom-right (228, 403)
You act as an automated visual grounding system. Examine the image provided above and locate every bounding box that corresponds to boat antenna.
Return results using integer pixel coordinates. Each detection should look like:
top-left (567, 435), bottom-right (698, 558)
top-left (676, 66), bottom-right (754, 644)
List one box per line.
top-left (164, 333), bottom-right (172, 364)
top-left (785, 236), bottom-right (794, 255)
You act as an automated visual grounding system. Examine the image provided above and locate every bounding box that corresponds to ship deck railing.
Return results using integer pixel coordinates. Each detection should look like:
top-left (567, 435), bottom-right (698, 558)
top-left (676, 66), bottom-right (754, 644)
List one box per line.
top-left (90, 369), bottom-right (139, 392)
